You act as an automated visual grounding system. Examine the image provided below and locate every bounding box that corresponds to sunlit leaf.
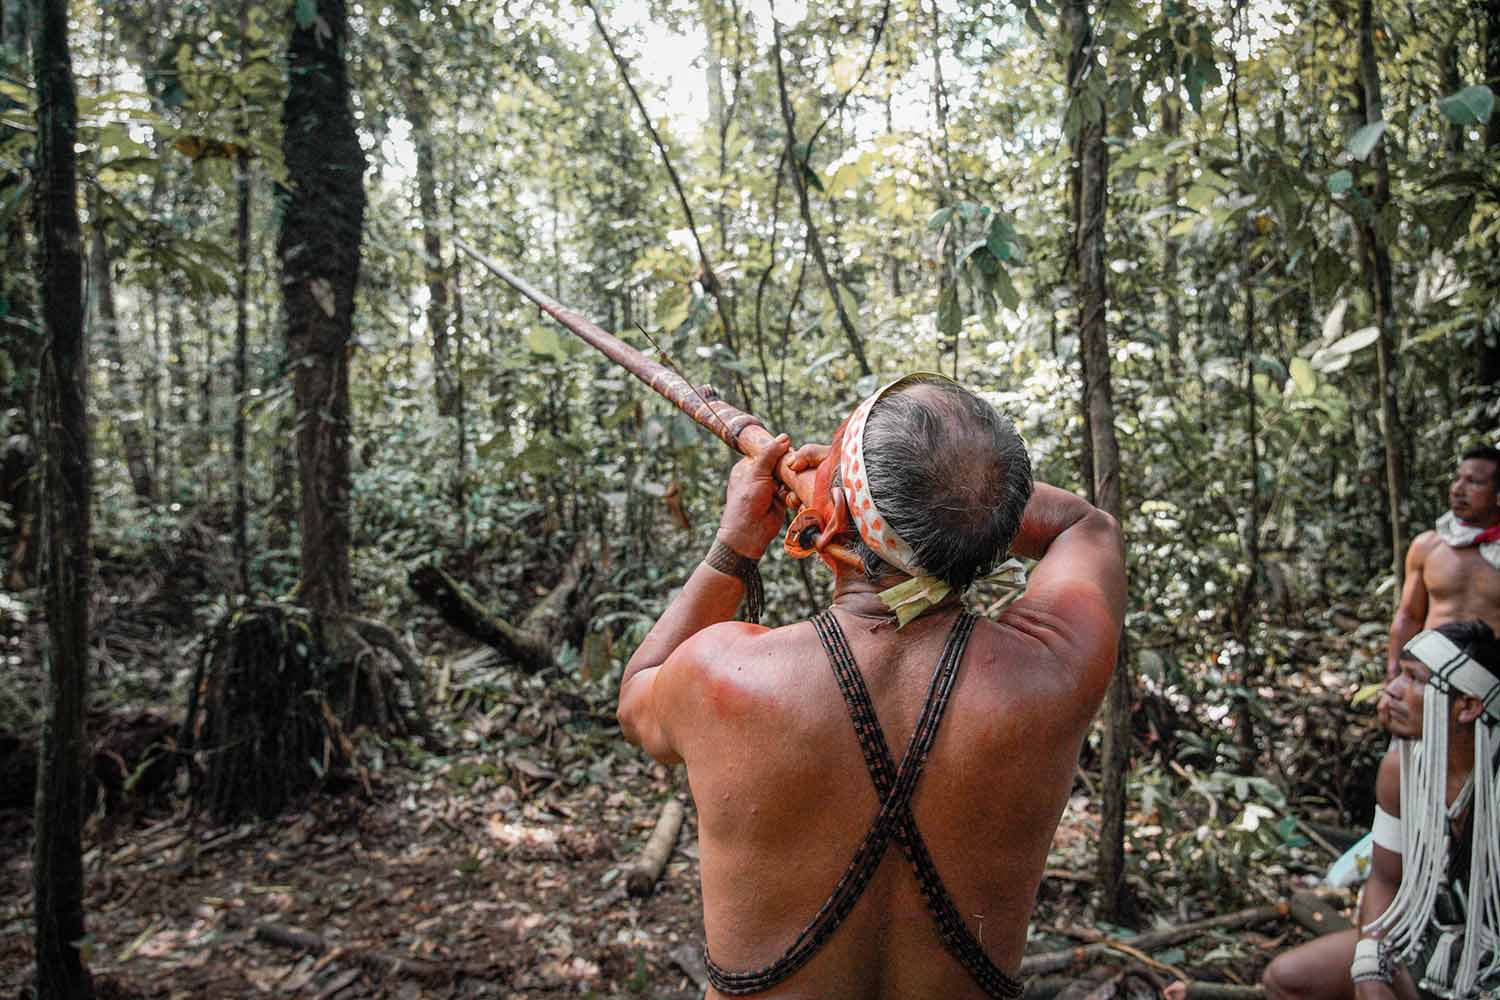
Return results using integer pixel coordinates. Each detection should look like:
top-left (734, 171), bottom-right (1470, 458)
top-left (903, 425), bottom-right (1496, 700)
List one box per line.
top-left (1289, 357), bottom-right (1316, 396)
top-left (1346, 121), bottom-right (1386, 162)
top-left (1437, 85), bottom-right (1494, 125)
top-left (1327, 325), bottom-right (1379, 356)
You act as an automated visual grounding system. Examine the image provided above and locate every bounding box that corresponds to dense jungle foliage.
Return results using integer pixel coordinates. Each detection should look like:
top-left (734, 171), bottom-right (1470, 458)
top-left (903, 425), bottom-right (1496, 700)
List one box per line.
top-left (1, 0), bottom-right (1498, 995)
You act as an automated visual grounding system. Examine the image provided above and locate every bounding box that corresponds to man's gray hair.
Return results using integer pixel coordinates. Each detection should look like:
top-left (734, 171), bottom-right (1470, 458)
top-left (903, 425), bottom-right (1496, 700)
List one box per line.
top-left (845, 376), bottom-right (1032, 590)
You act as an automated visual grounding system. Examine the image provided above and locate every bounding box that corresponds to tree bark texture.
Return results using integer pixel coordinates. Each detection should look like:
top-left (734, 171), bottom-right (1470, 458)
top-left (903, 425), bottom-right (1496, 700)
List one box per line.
top-left (1161, 87), bottom-right (1182, 368)
top-left (195, 606), bottom-right (328, 820)
top-left (404, 55), bottom-right (455, 418)
top-left (278, 0), bottom-right (366, 617)
top-left (1357, 0), bottom-right (1408, 593)
top-left (1476, 0), bottom-right (1500, 409)
top-left (1, 0), bottom-right (36, 591)
top-left (90, 224), bottom-right (154, 502)
top-left (1486, 0), bottom-right (1500, 150)
top-left (30, 0), bottom-right (95, 994)
top-left (1064, 0), bottom-right (1132, 926)
top-left (232, 0), bottom-right (253, 595)
top-left (233, 147), bottom-right (251, 593)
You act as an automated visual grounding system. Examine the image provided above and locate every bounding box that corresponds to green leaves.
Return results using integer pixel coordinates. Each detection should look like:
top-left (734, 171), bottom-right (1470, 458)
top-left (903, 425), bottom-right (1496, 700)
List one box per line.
top-left (1437, 85), bottom-right (1495, 126)
top-left (1346, 121), bottom-right (1385, 162)
top-left (1288, 358), bottom-right (1316, 396)
top-left (1326, 170), bottom-right (1353, 195)
top-left (294, 0), bottom-right (319, 29)
top-left (526, 326), bottom-right (565, 359)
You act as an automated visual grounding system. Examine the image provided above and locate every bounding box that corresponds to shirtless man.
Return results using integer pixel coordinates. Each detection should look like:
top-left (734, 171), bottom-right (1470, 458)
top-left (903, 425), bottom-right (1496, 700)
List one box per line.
top-left (1387, 445), bottom-right (1500, 680)
top-left (618, 374), bottom-right (1125, 998)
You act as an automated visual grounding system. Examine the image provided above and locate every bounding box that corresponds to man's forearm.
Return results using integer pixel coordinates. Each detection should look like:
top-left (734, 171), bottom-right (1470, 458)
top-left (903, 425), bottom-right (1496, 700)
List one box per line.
top-left (1387, 612), bottom-right (1421, 675)
top-left (1008, 482), bottom-right (1105, 561)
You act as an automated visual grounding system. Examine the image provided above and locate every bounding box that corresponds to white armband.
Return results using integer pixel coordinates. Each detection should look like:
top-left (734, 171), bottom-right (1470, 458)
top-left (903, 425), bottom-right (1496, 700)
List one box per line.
top-left (1372, 805), bottom-right (1403, 854)
top-left (1350, 936), bottom-right (1392, 984)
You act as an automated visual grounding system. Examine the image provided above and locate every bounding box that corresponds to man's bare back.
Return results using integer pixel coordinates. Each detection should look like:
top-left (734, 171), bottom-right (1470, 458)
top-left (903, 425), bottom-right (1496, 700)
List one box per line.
top-left (666, 594), bottom-right (1115, 998)
top-left (618, 376), bottom-right (1124, 999)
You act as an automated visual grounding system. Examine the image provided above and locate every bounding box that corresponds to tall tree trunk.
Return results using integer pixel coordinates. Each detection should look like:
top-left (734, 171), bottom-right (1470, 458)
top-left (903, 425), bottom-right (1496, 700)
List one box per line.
top-left (450, 184), bottom-right (467, 550)
top-left (89, 224), bottom-right (154, 502)
top-left (1, 0), bottom-right (37, 590)
top-left (403, 52), bottom-right (454, 418)
top-left (1357, 0), bottom-right (1408, 594)
top-left (232, 158), bottom-right (251, 591)
top-left (1161, 86), bottom-right (1182, 369)
top-left (1065, 0), bottom-right (1133, 926)
top-left (278, 0), bottom-right (365, 617)
top-left (1475, 0), bottom-right (1500, 411)
top-left (167, 297), bottom-right (185, 497)
top-left (232, 0), bottom-right (252, 595)
top-left (30, 0), bottom-right (94, 994)
top-left (1230, 9), bottom-right (1262, 764)
top-left (1486, 0), bottom-right (1500, 150)
top-left (1442, 24), bottom-right (1464, 157)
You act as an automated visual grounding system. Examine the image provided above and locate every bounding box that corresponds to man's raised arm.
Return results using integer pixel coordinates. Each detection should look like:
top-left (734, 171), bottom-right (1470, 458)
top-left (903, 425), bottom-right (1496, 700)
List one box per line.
top-left (1010, 482), bottom-right (1126, 621)
top-left (616, 434), bottom-right (793, 760)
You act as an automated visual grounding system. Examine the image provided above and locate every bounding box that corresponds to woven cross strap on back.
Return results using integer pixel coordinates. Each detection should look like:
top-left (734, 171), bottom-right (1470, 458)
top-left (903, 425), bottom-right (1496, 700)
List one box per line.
top-left (703, 609), bottom-right (1023, 999)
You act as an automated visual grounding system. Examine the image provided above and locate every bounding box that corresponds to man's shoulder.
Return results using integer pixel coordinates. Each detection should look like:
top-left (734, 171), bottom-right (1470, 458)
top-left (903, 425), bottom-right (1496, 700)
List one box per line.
top-left (660, 619), bottom-right (819, 700)
top-left (967, 611), bottom-right (1117, 724)
top-left (1410, 530), bottom-right (1441, 557)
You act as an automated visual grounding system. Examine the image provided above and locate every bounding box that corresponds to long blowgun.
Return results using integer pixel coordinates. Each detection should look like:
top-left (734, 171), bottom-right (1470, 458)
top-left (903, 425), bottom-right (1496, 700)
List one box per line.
top-left (454, 237), bottom-right (820, 510)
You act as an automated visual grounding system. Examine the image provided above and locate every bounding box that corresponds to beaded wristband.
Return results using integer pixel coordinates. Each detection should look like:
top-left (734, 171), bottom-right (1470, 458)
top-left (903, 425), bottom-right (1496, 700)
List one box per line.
top-left (704, 539), bottom-right (764, 625)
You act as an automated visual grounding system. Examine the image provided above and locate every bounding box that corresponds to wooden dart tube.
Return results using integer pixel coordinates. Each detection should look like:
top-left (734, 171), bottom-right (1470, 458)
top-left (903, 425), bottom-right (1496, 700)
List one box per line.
top-left (454, 237), bottom-right (820, 507)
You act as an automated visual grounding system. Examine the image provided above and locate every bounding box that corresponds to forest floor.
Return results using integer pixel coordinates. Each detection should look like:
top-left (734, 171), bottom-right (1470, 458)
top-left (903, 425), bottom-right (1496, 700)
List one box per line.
top-left (0, 729), bottom-right (1133, 1000)
top-left (0, 538), bottom-right (1385, 998)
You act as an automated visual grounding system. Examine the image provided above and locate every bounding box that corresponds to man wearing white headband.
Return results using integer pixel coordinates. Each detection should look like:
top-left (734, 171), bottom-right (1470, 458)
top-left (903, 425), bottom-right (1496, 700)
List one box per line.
top-left (617, 373), bottom-right (1124, 998)
top-left (1387, 446), bottom-right (1500, 681)
top-left (1263, 619), bottom-right (1500, 999)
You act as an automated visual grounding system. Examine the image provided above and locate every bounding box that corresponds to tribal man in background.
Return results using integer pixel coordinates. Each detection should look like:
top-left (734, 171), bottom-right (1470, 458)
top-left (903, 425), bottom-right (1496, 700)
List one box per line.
top-left (1387, 446), bottom-right (1500, 680)
top-left (1261, 619), bottom-right (1500, 999)
top-left (617, 373), bottom-right (1124, 998)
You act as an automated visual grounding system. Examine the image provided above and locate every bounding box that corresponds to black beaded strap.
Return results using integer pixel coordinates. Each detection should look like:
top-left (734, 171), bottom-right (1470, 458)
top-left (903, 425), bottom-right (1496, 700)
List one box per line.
top-left (704, 609), bottom-right (1021, 999)
top-left (815, 611), bottom-right (1022, 1000)
top-left (704, 539), bottom-right (763, 625)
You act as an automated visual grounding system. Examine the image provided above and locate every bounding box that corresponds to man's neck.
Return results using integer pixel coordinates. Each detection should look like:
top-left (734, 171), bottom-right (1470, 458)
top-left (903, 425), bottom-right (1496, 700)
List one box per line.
top-left (829, 571), bottom-right (961, 620)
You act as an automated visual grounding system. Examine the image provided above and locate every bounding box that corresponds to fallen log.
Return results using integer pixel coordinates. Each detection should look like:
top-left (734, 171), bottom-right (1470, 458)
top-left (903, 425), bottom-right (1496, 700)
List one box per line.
top-left (1289, 889), bottom-right (1352, 935)
top-left (1018, 903), bottom-right (1287, 977)
top-left (253, 921), bottom-right (480, 984)
top-left (627, 797), bottom-right (686, 897)
top-left (410, 538), bottom-right (594, 675)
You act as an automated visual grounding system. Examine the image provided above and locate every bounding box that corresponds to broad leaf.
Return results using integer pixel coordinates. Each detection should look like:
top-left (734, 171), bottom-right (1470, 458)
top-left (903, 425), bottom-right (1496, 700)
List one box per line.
top-left (1437, 85), bottom-right (1495, 125)
top-left (1289, 357), bottom-right (1316, 396)
top-left (1327, 170), bottom-right (1353, 195)
top-left (1346, 121), bottom-right (1386, 162)
top-left (294, 0), bottom-right (318, 28)
top-left (1322, 299), bottom-right (1348, 342)
top-left (1327, 325), bottom-right (1379, 356)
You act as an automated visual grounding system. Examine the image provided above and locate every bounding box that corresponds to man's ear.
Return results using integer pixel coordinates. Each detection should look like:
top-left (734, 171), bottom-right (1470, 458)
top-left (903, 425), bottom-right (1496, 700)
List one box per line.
top-left (1455, 694), bottom-right (1485, 726)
